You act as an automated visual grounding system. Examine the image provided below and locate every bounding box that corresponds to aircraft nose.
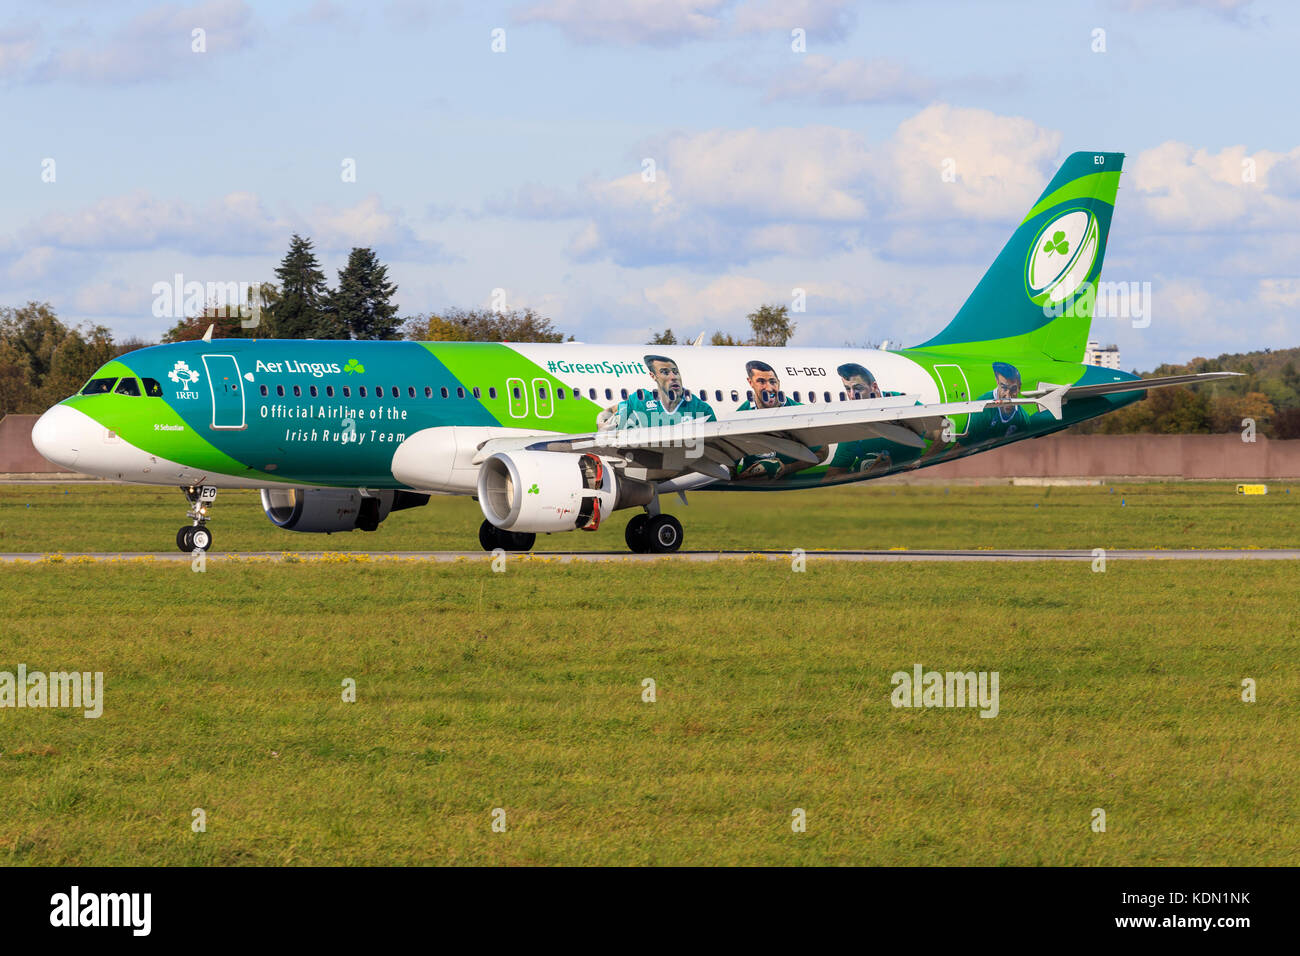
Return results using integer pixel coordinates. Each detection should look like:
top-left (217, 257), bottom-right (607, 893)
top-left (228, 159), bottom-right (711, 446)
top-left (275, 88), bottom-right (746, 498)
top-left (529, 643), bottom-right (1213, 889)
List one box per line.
top-left (31, 404), bottom-right (89, 470)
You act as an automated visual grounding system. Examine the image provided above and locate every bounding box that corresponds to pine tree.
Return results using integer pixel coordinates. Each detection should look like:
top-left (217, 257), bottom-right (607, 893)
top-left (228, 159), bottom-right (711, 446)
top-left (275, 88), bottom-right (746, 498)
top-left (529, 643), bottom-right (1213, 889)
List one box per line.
top-left (331, 248), bottom-right (400, 340)
top-left (267, 235), bottom-right (331, 338)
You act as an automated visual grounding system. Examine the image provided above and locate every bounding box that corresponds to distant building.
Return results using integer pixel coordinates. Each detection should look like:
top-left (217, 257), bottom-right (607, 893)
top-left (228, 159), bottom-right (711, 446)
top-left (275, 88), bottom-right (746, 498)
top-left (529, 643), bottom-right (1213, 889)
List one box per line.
top-left (1085, 340), bottom-right (1121, 369)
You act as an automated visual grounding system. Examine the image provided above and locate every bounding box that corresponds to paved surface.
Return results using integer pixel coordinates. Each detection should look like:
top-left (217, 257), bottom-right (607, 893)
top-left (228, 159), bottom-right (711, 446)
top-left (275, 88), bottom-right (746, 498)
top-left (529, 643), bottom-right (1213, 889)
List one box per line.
top-left (4, 549), bottom-right (1300, 563)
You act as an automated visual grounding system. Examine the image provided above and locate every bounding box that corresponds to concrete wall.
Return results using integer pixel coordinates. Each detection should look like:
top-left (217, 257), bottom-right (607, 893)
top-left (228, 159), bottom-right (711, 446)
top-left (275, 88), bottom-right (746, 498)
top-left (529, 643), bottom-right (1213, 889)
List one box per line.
top-left (3, 413), bottom-right (1299, 478)
top-left (920, 433), bottom-right (1300, 479)
top-left (0, 414), bottom-right (71, 473)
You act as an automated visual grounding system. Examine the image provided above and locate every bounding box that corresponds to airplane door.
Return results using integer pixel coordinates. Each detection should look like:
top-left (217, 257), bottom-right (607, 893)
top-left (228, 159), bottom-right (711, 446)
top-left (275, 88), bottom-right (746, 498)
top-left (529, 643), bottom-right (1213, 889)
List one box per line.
top-left (202, 354), bottom-right (247, 430)
top-left (933, 364), bottom-right (970, 437)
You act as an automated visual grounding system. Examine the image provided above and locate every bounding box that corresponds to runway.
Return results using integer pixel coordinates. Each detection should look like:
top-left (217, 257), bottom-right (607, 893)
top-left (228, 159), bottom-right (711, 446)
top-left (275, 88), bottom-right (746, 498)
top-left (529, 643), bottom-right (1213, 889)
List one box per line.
top-left (3, 549), bottom-right (1300, 563)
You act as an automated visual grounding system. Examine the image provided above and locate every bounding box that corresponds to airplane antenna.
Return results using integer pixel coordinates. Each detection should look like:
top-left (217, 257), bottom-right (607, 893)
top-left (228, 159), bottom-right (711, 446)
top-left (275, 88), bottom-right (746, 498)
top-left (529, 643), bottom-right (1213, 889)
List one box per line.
top-left (202, 324), bottom-right (214, 343)
top-left (690, 332), bottom-right (705, 347)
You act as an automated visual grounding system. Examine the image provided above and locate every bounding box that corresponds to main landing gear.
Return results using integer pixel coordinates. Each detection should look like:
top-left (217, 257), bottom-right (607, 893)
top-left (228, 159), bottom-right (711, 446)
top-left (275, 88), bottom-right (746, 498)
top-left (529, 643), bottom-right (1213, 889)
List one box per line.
top-left (624, 512), bottom-right (683, 554)
top-left (478, 519), bottom-right (536, 552)
top-left (176, 485), bottom-right (216, 552)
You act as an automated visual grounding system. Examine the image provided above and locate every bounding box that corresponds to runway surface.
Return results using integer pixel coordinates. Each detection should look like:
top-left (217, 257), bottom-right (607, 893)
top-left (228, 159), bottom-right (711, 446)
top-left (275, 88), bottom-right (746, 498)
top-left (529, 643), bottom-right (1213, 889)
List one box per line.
top-left (3, 549), bottom-right (1300, 563)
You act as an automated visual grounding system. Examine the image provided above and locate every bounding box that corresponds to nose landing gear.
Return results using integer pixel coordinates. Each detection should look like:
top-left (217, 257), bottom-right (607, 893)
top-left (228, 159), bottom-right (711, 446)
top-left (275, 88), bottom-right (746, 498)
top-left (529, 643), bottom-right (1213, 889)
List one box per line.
top-left (177, 485), bottom-right (217, 552)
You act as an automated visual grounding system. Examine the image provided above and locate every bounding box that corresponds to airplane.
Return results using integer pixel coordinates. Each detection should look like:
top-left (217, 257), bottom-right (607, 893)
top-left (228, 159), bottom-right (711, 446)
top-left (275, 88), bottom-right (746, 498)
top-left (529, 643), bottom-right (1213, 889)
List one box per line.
top-left (30, 151), bottom-right (1236, 554)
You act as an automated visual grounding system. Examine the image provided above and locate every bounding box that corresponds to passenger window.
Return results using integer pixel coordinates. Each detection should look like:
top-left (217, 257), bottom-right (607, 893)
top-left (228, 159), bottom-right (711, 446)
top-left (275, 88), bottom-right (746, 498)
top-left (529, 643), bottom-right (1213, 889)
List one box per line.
top-left (424, 386), bottom-right (433, 398)
top-left (276, 385), bottom-right (285, 397)
top-left (557, 388), bottom-right (565, 399)
top-left (293, 385), bottom-right (301, 397)
top-left (793, 391), bottom-right (801, 402)
top-left (457, 387), bottom-right (465, 399)
top-left (408, 386), bottom-right (416, 398)
top-left (511, 386), bottom-right (520, 399)
top-left (538, 386), bottom-right (548, 400)
top-left (441, 387), bottom-right (449, 398)
top-left (589, 388), bottom-right (597, 400)
top-left (114, 378), bottom-right (141, 396)
top-left (325, 386), bottom-right (334, 397)
top-left (260, 385), bottom-right (269, 397)
top-left (715, 390), bottom-right (723, 402)
top-left (807, 391), bottom-right (816, 403)
top-left (620, 389), bottom-right (628, 399)
top-left (359, 386), bottom-right (367, 397)
top-left (142, 377), bottom-right (163, 397)
top-left (604, 388), bottom-right (612, 400)
top-left (489, 387), bottom-right (497, 399)
top-left (839, 392), bottom-right (846, 401)
top-left (473, 387), bottom-right (481, 399)
top-left (824, 392), bottom-right (831, 403)
top-left (778, 391), bottom-right (785, 403)
top-left (731, 390), bottom-right (738, 402)
top-left (746, 390), bottom-right (753, 401)
top-left (342, 387), bottom-right (350, 397)
top-left (309, 385), bottom-right (318, 397)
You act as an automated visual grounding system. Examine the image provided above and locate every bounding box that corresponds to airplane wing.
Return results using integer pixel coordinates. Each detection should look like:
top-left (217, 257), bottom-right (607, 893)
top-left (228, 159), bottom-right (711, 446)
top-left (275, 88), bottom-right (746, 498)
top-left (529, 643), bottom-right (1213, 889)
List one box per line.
top-left (474, 389), bottom-right (1070, 483)
top-left (1023, 371), bottom-right (1242, 400)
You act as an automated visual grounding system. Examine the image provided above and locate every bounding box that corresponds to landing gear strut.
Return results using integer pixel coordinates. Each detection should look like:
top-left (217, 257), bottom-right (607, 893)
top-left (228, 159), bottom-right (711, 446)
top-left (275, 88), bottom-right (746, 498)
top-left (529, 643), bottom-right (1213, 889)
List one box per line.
top-left (177, 485), bottom-right (216, 552)
top-left (625, 512), bottom-right (682, 553)
top-left (478, 519), bottom-right (535, 553)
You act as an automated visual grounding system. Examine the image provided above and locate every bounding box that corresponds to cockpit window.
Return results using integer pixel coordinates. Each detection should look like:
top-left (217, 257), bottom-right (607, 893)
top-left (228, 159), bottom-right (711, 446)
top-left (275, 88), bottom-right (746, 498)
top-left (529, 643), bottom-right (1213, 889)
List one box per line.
top-left (81, 377), bottom-right (117, 395)
top-left (114, 378), bottom-right (141, 396)
top-left (142, 377), bottom-right (163, 397)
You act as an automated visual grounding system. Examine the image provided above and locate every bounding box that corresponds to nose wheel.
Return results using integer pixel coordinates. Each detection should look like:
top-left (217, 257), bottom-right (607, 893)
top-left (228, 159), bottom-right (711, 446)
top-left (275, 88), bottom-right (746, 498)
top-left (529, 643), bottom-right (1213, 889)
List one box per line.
top-left (177, 485), bottom-right (216, 552)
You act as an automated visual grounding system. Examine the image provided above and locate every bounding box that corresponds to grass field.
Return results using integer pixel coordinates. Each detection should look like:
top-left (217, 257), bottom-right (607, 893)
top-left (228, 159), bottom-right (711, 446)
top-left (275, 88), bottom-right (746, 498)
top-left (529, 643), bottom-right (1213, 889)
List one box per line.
top-left (1, 480), bottom-right (1299, 552)
top-left (1, 556), bottom-right (1297, 866)
top-left (1, 481), bottom-right (1297, 866)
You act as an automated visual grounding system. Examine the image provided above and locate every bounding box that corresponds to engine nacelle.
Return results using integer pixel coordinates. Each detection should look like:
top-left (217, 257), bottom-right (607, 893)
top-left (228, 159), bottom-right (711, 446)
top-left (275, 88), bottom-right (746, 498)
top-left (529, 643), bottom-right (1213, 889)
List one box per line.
top-left (477, 451), bottom-right (651, 533)
top-left (260, 488), bottom-right (427, 533)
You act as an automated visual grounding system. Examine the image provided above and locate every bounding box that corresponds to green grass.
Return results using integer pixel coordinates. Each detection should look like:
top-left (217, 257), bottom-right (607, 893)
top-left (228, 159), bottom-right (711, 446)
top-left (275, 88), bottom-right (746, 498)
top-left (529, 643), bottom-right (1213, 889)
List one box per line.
top-left (1, 480), bottom-right (1298, 552)
top-left (0, 559), bottom-right (1296, 865)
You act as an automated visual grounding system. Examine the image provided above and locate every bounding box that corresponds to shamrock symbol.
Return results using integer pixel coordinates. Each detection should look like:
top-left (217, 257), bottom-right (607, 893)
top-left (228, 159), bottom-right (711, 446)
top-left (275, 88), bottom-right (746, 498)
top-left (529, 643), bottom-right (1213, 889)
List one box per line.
top-left (343, 358), bottom-right (364, 375)
top-left (527, 483), bottom-right (539, 494)
top-left (1042, 230), bottom-right (1070, 257)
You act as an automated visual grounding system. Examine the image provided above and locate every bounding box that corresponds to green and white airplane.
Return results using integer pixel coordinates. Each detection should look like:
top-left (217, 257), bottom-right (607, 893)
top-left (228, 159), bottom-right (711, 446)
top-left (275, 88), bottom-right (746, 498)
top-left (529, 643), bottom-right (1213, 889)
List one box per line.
top-left (32, 151), bottom-right (1234, 553)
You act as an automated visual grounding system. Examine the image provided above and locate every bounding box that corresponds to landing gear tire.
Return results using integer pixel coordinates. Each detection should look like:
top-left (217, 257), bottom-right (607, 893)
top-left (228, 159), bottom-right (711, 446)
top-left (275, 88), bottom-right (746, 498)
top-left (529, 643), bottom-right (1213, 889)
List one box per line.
top-left (645, 514), bottom-right (683, 553)
top-left (177, 527), bottom-right (194, 552)
top-left (478, 519), bottom-right (535, 553)
top-left (190, 526), bottom-right (212, 551)
top-left (625, 513), bottom-right (650, 553)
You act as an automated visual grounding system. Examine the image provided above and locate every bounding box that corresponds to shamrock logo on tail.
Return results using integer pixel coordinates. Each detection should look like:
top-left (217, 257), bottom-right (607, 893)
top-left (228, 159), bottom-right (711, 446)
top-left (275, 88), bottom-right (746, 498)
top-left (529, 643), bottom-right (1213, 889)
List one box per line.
top-left (343, 358), bottom-right (365, 375)
top-left (1042, 230), bottom-right (1070, 257)
top-left (527, 483), bottom-right (540, 495)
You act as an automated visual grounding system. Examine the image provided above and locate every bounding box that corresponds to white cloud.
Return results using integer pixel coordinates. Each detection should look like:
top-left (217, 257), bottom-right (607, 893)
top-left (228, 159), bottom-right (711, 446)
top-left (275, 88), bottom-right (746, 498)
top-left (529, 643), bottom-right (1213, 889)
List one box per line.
top-left (1130, 141), bottom-right (1300, 232)
top-left (513, 0), bottom-right (728, 46)
top-left (763, 55), bottom-right (933, 105)
top-left (491, 104), bottom-right (1063, 268)
top-left (31, 0), bottom-right (254, 85)
top-left (731, 0), bottom-right (856, 39)
top-left (7, 190), bottom-right (443, 261)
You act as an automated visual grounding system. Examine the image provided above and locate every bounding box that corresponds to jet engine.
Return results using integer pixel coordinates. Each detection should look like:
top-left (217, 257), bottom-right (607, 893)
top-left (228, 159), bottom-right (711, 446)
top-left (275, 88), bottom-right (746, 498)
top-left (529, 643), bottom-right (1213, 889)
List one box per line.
top-left (477, 450), bottom-right (652, 533)
top-left (260, 488), bottom-right (428, 533)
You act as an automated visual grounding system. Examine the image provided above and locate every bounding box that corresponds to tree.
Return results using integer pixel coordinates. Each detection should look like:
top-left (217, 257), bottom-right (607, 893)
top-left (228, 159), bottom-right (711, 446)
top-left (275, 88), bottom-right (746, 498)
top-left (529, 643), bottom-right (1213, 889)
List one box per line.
top-left (331, 247), bottom-right (400, 340)
top-left (0, 303), bottom-right (116, 413)
top-left (267, 235), bottom-right (332, 338)
top-left (747, 303), bottom-right (796, 347)
top-left (709, 331), bottom-right (743, 346)
top-left (649, 328), bottom-right (677, 345)
top-left (403, 308), bottom-right (571, 343)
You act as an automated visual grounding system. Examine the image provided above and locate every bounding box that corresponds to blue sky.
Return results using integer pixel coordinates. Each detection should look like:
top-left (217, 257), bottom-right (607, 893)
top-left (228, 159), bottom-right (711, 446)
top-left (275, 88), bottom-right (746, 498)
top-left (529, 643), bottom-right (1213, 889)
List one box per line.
top-left (2, 0), bottom-right (1298, 369)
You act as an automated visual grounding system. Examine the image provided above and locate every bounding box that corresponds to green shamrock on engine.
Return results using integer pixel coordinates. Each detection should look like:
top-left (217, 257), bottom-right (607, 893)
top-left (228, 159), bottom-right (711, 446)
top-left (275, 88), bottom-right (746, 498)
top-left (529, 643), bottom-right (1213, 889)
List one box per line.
top-left (343, 358), bottom-right (365, 375)
top-left (1042, 230), bottom-right (1070, 257)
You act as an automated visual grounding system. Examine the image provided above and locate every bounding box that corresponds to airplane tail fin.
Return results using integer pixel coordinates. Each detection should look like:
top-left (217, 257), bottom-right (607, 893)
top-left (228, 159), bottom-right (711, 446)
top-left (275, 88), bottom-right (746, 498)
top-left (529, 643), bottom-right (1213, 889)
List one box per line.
top-left (916, 151), bottom-right (1124, 363)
